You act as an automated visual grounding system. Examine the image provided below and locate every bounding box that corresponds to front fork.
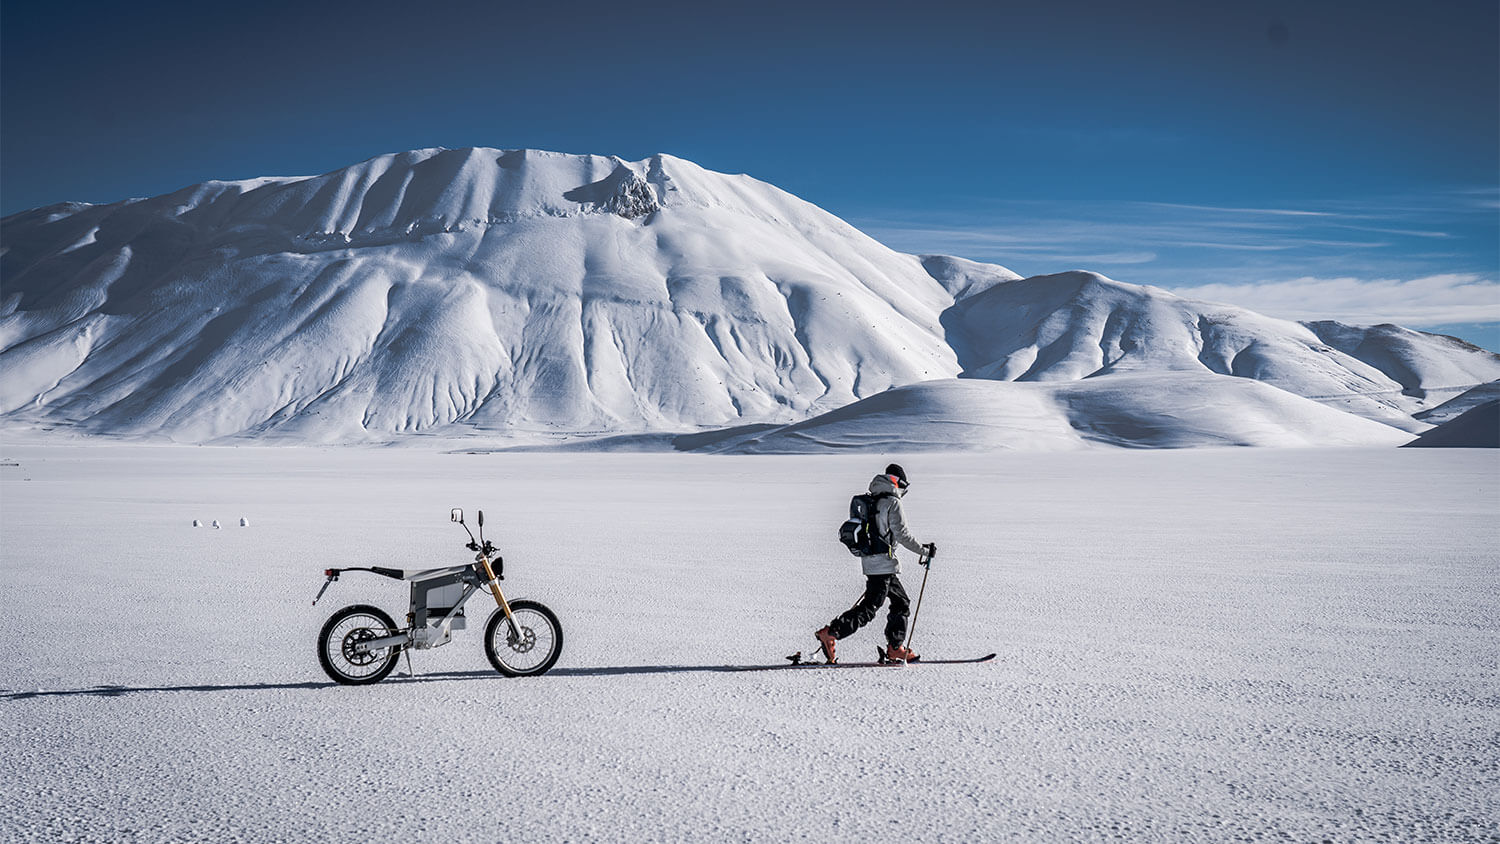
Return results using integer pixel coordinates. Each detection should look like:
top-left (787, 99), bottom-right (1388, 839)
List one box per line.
top-left (476, 553), bottom-right (521, 636)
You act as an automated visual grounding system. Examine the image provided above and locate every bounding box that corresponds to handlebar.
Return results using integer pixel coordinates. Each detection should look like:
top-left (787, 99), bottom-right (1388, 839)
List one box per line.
top-left (455, 507), bottom-right (502, 578)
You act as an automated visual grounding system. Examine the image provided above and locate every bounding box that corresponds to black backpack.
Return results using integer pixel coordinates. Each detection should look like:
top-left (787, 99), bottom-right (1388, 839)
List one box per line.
top-left (838, 493), bottom-right (892, 557)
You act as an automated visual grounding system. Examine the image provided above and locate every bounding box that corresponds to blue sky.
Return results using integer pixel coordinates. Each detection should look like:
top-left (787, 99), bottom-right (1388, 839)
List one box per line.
top-left (3, 0), bottom-right (1496, 348)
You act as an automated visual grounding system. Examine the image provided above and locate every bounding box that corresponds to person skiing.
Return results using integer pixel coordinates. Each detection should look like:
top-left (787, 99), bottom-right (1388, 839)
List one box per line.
top-left (816, 463), bottom-right (936, 663)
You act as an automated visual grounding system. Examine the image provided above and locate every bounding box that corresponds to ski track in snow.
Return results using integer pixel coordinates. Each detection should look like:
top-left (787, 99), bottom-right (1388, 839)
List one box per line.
top-left (1, 446), bottom-right (1497, 842)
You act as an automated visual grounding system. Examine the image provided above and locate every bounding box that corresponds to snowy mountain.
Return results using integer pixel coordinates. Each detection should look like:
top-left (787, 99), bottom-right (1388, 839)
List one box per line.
top-left (942, 272), bottom-right (1500, 433)
top-left (3, 147), bottom-right (1497, 448)
top-left (1, 148), bottom-right (960, 442)
top-left (684, 373), bottom-right (1415, 453)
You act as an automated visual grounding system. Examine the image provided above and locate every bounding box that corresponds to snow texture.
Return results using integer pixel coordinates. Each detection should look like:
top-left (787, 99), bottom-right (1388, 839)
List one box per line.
top-left (2, 445), bottom-right (1497, 842)
top-left (4, 148), bottom-right (1498, 449)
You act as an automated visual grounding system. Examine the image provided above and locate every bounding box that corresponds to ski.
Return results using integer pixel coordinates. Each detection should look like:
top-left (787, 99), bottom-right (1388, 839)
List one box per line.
top-left (732, 651), bottom-right (996, 671)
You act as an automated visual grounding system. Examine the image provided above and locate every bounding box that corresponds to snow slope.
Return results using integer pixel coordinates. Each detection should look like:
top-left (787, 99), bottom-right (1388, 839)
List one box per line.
top-left (1414, 379), bottom-right (1500, 424)
top-left (1, 148), bottom-right (962, 441)
top-left (4, 148), bottom-right (1498, 447)
top-left (695, 373), bottom-right (1415, 453)
top-left (942, 272), bottom-right (1500, 433)
top-left (1402, 400), bottom-right (1500, 448)
top-left (2, 445), bottom-right (1496, 841)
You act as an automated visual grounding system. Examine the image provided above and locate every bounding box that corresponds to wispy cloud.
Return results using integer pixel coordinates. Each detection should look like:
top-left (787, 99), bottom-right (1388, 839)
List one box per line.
top-left (854, 190), bottom-right (1499, 330)
top-left (1066, 251), bottom-right (1158, 265)
top-left (1138, 202), bottom-right (1337, 217)
top-left (1174, 274), bottom-right (1500, 327)
top-left (1329, 224), bottom-right (1453, 239)
top-left (1169, 241), bottom-right (1296, 252)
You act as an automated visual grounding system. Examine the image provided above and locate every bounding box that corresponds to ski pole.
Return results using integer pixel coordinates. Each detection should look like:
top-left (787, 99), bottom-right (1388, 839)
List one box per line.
top-left (906, 546), bottom-right (933, 653)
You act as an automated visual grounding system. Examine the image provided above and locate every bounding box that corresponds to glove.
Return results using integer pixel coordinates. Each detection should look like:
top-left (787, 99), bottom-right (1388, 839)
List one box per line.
top-left (922, 543), bottom-right (937, 565)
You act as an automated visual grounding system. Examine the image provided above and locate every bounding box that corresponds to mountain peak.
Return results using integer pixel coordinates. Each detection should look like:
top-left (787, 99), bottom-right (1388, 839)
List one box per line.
top-left (0, 146), bottom-right (962, 441)
top-left (919, 254), bottom-right (1022, 300)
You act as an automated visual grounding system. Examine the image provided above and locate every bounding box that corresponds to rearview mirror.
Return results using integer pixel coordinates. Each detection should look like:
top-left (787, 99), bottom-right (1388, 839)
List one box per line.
top-left (477, 510), bottom-right (485, 527)
top-left (450, 508), bottom-right (463, 523)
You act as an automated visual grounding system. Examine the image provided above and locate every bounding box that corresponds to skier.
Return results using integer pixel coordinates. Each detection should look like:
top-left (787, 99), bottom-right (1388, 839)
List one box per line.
top-left (816, 464), bottom-right (936, 663)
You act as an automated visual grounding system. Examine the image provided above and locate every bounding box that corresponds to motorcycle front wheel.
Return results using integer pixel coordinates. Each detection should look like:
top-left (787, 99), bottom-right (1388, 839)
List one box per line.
top-left (318, 604), bottom-right (402, 685)
top-left (484, 600), bottom-right (563, 677)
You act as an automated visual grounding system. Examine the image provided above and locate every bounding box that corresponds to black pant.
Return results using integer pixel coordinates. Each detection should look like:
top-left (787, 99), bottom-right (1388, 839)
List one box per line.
top-left (828, 574), bottom-right (910, 648)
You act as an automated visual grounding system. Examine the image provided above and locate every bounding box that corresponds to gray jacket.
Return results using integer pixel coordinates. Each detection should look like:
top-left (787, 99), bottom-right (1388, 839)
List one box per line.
top-left (861, 473), bottom-right (927, 575)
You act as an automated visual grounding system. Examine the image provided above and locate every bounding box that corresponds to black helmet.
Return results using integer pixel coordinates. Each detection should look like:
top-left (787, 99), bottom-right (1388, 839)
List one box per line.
top-left (884, 463), bottom-right (908, 489)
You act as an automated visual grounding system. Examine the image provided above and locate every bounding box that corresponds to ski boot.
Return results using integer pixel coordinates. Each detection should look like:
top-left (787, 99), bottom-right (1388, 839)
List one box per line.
top-left (814, 627), bottom-right (838, 664)
top-left (882, 644), bottom-right (920, 664)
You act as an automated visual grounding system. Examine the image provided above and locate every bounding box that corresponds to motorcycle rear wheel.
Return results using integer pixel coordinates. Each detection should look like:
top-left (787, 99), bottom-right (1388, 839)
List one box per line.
top-left (318, 604), bottom-right (402, 685)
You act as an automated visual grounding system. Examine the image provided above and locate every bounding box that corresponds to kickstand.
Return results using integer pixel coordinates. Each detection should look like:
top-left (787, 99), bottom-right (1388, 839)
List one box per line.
top-left (402, 649), bottom-right (416, 678)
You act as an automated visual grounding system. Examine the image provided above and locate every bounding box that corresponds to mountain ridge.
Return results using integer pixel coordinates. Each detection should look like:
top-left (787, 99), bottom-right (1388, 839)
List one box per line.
top-left (941, 270), bottom-right (1500, 433)
top-left (3, 146), bottom-right (1497, 449)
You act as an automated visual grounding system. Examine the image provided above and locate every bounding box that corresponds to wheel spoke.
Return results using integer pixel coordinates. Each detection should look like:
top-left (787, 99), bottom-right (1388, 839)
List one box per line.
top-left (491, 609), bottom-right (557, 671)
top-left (318, 608), bottom-right (401, 684)
top-left (482, 601), bottom-right (561, 677)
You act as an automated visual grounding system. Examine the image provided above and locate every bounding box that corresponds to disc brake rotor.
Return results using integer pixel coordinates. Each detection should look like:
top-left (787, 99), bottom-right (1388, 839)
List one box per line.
top-left (507, 625), bottom-right (537, 653)
top-left (342, 627), bottom-right (382, 665)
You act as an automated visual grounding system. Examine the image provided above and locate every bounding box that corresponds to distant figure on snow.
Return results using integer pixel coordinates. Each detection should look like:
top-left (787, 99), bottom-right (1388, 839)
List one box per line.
top-left (817, 463), bottom-right (935, 663)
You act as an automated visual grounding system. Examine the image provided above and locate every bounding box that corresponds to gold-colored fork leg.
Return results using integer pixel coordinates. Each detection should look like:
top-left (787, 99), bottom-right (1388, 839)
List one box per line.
top-left (477, 556), bottom-right (520, 633)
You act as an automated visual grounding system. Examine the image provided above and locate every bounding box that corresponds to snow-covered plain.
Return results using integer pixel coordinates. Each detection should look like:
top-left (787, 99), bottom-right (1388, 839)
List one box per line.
top-left (2, 445), bottom-right (1496, 842)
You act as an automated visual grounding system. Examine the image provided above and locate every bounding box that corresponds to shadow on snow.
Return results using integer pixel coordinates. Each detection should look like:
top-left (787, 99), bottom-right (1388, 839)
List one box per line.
top-left (0, 664), bottom-right (771, 699)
